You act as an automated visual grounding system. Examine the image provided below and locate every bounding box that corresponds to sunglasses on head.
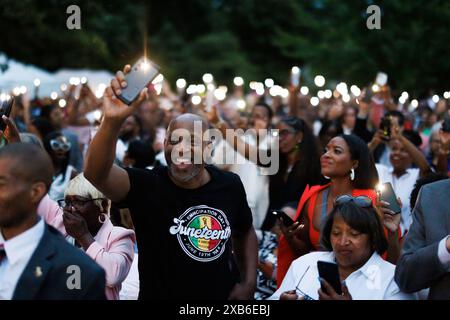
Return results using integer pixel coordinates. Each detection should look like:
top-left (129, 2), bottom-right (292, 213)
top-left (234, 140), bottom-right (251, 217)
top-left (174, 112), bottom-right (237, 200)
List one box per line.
top-left (334, 195), bottom-right (373, 208)
top-left (50, 139), bottom-right (71, 152)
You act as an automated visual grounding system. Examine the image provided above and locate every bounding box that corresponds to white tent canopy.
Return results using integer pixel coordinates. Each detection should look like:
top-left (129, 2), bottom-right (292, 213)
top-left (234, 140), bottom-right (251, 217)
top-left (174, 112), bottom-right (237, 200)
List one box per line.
top-left (0, 54), bottom-right (113, 98)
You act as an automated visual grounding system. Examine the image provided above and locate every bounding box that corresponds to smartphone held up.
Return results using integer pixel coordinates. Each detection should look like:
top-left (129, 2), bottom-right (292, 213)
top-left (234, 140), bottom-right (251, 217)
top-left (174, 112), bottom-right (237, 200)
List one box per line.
top-left (272, 210), bottom-right (295, 227)
top-left (377, 182), bottom-right (402, 215)
top-left (0, 96), bottom-right (14, 132)
top-left (117, 57), bottom-right (161, 105)
top-left (317, 261), bottom-right (342, 295)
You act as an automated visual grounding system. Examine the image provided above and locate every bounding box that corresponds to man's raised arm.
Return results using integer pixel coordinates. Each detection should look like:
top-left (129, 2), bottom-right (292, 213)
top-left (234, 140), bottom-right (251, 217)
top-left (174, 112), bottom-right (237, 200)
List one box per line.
top-left (84, 65), bottom-right (148, 202)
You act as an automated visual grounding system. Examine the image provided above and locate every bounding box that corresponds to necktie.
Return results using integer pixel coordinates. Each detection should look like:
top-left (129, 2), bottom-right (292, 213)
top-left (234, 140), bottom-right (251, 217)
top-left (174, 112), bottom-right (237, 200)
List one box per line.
top-left (0, 244), bottom-right (6, 264)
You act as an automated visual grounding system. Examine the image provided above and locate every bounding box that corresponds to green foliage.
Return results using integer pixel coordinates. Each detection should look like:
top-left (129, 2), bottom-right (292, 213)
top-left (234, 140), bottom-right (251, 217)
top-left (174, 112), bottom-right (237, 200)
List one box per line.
top-left (0, 0), bottom-right (448, 96)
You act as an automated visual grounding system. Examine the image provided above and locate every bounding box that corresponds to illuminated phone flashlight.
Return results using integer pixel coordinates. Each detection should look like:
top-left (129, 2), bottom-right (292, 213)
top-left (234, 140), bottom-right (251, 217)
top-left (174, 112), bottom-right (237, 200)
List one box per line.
top-left (176, 78), bottom-right (187, 89)
top-left (350, 85), bottom-right (361, 97)
top-left (234, 77), bottom-right (244, 87)
top-left (191, 95), bottom-right (201, 105)
top-left (291, 66), bottom-right (300, 87)
top-left (300, 86), bottom-right (309, 95)
top-left (372, 84), bottom-right (380, 92)
top-left (0, 93), bottom-right (11, 101)
top-left (264, 78), bottom-right (274, 88)
top-left (58, 99), bottom-right (66, 108)
top-left (314, 75), bottom-right (325, 87)
top-left (202, 73), bottom-right (213, 84)
top-left (237, 99), bottom-right (246, 111)
top-left (376, 183), bottom-right (384, 197)
top-left (141, 59), bottom-right (150, 71)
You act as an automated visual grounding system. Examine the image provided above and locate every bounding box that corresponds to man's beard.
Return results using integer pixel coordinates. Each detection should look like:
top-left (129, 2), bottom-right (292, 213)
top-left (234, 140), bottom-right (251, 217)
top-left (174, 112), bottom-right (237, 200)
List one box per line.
top-left (168, 164), bottom-right (202, 183)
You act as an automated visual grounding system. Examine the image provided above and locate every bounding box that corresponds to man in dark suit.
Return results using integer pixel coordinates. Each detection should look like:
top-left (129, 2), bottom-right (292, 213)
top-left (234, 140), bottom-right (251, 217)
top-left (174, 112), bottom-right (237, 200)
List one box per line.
top-left (395, 179), bottom-right (450, 300)
top-left (0, 143), bottom-right (106, 300)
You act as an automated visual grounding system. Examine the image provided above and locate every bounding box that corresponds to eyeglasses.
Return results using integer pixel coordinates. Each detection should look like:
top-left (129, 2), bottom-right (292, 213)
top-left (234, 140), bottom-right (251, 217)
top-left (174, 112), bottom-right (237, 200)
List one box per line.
top-left (50, 139), bottom-right (71, 152)
top-left (294, 265), bottom-right (315, 300)
top-left (57, 198), bottom-right (103, 209)
top-left (334, 195), bottom-right (373, 208)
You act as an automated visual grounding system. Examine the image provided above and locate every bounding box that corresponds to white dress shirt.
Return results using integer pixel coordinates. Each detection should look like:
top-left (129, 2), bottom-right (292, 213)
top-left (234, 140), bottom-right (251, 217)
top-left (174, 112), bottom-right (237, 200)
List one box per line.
top-left (269, 251), bottom-right (416, 300)
top-left (376, 163), bottom-right (420, 232)
top-left (0, 218), bottom-right (45, 300)
top-left (438, 236), bottom-right (450, 267)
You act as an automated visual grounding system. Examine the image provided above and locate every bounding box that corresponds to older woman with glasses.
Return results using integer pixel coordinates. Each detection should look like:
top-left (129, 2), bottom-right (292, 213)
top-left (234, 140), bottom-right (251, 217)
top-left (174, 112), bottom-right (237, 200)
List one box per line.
top-left (38, 173), bottom-right (136, 300)
top-left (270, 196), bottom-right (416, 300)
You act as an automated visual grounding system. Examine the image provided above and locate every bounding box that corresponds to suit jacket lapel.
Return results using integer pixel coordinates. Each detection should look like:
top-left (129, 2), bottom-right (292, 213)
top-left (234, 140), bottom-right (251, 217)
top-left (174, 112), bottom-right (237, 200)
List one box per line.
top-left (12, 225), bottom-right (56, 300)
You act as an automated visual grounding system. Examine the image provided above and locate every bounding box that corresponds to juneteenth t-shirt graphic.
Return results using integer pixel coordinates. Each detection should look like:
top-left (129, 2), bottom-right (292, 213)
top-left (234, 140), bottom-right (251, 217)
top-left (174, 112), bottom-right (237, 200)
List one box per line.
top-left (169, 205), bottom-right (231, 262)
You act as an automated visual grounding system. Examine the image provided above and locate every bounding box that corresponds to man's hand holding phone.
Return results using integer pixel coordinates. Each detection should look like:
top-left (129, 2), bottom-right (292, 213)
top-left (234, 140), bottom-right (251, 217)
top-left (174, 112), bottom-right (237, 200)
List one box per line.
top-left (104, 64), bottom-right (148, 127)
top-left (0, 115), bottom-right (21, 144)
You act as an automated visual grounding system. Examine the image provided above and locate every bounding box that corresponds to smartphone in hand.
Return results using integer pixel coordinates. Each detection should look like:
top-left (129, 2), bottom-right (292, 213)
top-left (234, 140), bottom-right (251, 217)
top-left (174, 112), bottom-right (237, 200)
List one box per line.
top-left (362, 86), bottom-right (373, 104)
top-left (378, 182), bottom-right (401, 215)
top-left (118, 57), bottom-right (160, 105)
top-left (317, 261), bottom-right (342, 295)
top-left (272, 210), bottom-right (295, 227)
top-left (379, 116), bottom-right (392, 140)
top-left (0, 97), bottom-right (14, 131)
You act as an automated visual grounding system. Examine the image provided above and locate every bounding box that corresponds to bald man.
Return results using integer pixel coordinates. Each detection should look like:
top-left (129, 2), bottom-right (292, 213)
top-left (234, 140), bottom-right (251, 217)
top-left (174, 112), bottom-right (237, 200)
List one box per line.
top-left (85, 65), bottom-right (258, 300)
top-left (0, 143), bottom-right (106, 299)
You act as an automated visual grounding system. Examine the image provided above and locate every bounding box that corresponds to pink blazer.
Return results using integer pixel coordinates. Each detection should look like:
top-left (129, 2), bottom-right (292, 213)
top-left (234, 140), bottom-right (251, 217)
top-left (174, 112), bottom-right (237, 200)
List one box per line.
top-left (38, 194), bottom-right (136, 300)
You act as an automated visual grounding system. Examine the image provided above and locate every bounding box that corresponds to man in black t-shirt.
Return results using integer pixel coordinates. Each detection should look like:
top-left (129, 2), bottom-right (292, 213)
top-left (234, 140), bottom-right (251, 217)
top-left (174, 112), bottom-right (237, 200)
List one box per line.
top-left (84, 65), bottom-right (258, 300)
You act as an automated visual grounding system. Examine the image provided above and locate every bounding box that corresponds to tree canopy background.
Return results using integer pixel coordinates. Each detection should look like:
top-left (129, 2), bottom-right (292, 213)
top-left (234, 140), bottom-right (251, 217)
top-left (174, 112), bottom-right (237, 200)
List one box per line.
top-left (0, 0), bottom-right (449, 97)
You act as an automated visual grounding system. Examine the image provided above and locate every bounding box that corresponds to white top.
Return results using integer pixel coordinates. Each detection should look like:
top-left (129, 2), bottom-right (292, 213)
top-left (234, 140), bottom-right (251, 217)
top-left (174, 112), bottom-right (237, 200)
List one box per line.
top-left (269, 251), bottom-right (416, 300)
top-left (116, 139), bottom-right (129, 164)
top-left (376, 163), bottom-right (420, 232)
top-left (438, 236), bottom-right (450, 267)
top-left (212, 132), bottom-right (271, 230)
top-left (119, 253), bottom-right (140, 300)
top-left (0, 218), bottom-right (45, 300)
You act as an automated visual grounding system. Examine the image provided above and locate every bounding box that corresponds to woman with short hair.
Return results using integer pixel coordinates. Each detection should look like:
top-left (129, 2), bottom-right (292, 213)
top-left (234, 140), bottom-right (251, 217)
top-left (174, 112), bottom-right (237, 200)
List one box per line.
top-left (38, 173), bottom-right (135, 300)
top-left (270, 197), bottom-right (416, 300)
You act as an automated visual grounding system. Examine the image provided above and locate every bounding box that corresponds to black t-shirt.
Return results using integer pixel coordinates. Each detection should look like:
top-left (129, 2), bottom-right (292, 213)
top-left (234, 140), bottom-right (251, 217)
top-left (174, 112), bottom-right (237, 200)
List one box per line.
top-left (122, 165), bottom-right (253, 300)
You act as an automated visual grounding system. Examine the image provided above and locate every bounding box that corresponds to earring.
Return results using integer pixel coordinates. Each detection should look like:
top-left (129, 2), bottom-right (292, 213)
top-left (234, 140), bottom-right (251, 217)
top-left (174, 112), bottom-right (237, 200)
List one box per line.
top-left (98, 213), bottom-right (108, 224)
top-left (350, 168), bottom-right (355, 181)
top-left (323, 175), bottom-right (330, 179)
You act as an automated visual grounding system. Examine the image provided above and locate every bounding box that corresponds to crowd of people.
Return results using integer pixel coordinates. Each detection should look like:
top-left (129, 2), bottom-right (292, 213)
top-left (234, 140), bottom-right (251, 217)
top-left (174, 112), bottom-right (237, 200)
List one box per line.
top-left (0, 64), bottom-right (449, 300)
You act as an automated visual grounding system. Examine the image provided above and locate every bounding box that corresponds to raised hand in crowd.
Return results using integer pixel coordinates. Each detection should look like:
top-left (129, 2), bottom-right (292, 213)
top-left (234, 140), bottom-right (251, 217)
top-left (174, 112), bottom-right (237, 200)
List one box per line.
top-left (106, 65), bottom-right (148, 125)
top-left (0, 114), bottom-right (22, 144)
